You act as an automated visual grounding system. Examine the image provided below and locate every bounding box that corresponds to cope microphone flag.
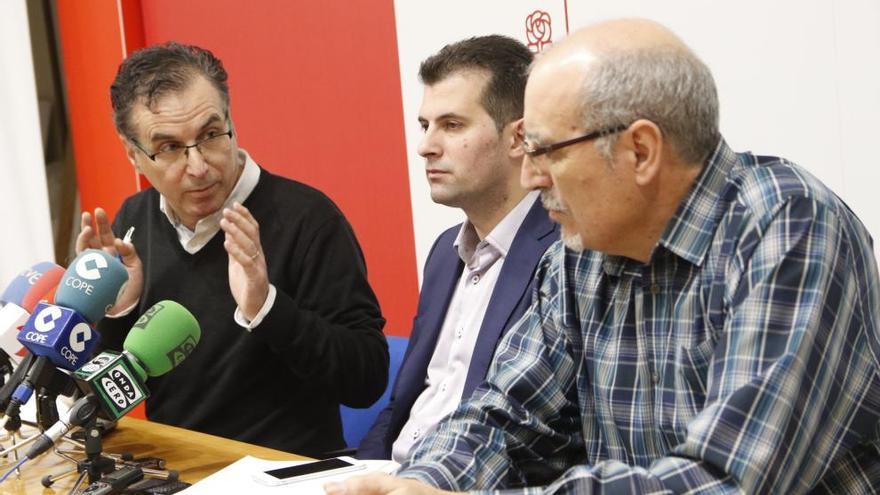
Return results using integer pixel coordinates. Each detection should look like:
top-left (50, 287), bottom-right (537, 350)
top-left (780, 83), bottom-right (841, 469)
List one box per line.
top-left (54, 249), bottom-right (129, 324)
top-left (0, 262), bottom-right (65, 357)
top-left (1, 261), bottom-right (63, 308)
top-left (16, 250), bottom-right (128, 370)
top-left (74, 300), bottom-right (201, 420)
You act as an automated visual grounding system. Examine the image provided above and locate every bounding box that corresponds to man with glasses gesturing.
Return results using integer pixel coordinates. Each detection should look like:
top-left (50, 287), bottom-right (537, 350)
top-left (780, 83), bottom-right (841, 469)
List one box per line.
top-left (76, 42), bottom-right (387, 457)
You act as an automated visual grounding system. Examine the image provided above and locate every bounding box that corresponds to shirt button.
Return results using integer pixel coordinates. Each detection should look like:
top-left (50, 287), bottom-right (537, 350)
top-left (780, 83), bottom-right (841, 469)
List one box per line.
top-left (471, 274), bottom-right (480, 284)
top-left (650, 283), bottom-right (660, 295)
top-left (456, 328), bottom-right (463, 339)
top-left (441, 383), bottom-right (447, 393)
top-left (412, 429), bottom-right (420, 440)
top-left (652, 372), bottom-right (660, 384)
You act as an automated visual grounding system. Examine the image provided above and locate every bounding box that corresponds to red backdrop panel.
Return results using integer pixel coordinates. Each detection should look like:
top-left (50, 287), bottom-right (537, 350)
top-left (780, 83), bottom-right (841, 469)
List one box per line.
top-left (137, 1), bottom-right (418, 336)
top-left (56, 0), bottom-right (145, 220)
top-left (57, 0), bottom-right (147, 419)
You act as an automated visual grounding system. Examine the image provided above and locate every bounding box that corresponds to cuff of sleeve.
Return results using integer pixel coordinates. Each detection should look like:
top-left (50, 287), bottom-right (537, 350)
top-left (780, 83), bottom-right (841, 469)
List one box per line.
top-left (397, 465), bottom-right (459, 491)
top-left (234, 284), bottom-right (277, 331)
top-left (105, 299), bottom-right (139, 318)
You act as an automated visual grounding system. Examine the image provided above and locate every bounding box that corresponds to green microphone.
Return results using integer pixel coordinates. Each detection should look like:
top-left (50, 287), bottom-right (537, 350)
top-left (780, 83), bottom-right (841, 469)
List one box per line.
top-left (123, 300), bottom-right (200, 377)
top-left (73, 300), bottom-right (201, 420)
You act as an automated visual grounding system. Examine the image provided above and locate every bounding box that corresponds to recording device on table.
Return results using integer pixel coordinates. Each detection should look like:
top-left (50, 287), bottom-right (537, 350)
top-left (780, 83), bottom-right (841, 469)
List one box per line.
top-left (251, 457), bottom-right (367, 486)
top-left (77, 464), bottom-right (192, 494)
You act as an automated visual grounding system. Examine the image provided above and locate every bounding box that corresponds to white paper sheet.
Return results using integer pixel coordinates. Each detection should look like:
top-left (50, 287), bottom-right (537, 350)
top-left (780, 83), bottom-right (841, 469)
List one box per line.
top-left (179, 456), bottom-right (399, 494)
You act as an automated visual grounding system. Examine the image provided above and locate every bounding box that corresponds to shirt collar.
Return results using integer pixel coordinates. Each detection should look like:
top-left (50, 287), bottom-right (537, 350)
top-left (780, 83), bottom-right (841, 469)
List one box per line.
top-left (655, 138), bottom-right (739, 267)
top-left (453, 191), bottom-right (540, 267)
top-left (159, 148), bottom-right (261, 253)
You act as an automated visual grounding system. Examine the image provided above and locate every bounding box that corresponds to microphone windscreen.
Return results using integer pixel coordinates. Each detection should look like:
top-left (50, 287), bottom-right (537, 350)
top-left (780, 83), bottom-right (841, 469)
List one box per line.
top-left (18, 301), bottom-right (99, 369)
top-left (1, 261), bottom-right (61, 306)
top-left (20, 265), bottom-right (65, 313)
top-left (54, 250), bottom-right (128, 323)
top-left (123, 300), bottom-right (200, 377)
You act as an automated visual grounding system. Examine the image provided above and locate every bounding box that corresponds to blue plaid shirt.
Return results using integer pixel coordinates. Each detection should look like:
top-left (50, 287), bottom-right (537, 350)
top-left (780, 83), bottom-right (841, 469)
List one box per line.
top-left (398, 140), bottom-right (880, 494)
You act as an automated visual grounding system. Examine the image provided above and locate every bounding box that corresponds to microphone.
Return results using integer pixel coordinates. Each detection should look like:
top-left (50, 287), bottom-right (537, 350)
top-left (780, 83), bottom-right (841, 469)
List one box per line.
top-left (54, 249), bottom-right (129, 324)
top-left (22, 301), bottom-right (200, 459)
top-left (0, 263), bottom-right (65, 413)
top-left (0, 263), bottom-right (62, 410)
top-left (17, 250), bottom-right (128, 368)
top-left (0, 262), bottom-right (64, 358)
top-left (0, 262), bottom-right (59, 306)
top-left (74, 300), bottom-right (200, 420)
top-left (20, 263), bottom-right (65, 313)
top-left (6, 250), bottom-right (128, 421)
top-left (22, 394), bottom-right (99, 459)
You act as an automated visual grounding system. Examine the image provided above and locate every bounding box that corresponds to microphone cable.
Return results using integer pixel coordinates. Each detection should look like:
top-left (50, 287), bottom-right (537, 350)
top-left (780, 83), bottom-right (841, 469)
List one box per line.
top-left (0, 456), bottom-right (28, 483)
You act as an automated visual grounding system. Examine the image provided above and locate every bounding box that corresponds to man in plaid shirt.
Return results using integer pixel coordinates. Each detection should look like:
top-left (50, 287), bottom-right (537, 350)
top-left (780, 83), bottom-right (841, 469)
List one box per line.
top-left (327, 18), bottom-right (880, 495)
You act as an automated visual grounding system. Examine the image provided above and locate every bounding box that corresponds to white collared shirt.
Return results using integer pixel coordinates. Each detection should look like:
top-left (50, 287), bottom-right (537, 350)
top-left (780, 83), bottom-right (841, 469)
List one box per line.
top-left (159, 149), bottom-right (260, 254)
top-left (391, 191), bottom-right (540, 462)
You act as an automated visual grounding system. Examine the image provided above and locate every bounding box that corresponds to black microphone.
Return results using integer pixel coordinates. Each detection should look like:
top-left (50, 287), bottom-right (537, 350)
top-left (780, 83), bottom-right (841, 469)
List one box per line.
top-left (24, 394), bottom-right (99, 459)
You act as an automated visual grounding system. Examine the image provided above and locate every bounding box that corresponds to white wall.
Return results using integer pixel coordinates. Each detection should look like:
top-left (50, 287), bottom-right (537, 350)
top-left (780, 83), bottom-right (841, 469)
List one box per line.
top-left (395, 1), bottom-right (570, 283)
top-left (394, 1), bottom-right (880, 282)
top-left (567, 0), bottom-right (880, 262)
top-left (0, 0), bottom-right (55, 288)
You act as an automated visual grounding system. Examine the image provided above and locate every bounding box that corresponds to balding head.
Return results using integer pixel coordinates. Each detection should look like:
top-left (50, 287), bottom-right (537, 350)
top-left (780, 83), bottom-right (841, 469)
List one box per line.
top-left (528, 18), bottom-right (720, 165)
top-left (553, 18), bottom-right (690, 56)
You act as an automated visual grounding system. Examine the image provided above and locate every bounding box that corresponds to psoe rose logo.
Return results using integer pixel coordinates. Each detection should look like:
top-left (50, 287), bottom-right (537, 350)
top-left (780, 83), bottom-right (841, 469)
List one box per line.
top-left (526, 10), bottom-right (552, 53)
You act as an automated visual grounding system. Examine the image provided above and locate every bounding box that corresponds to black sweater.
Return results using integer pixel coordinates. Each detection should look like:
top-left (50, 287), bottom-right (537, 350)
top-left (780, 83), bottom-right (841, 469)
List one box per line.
top-left (98, 169), bottom-right (388, 456)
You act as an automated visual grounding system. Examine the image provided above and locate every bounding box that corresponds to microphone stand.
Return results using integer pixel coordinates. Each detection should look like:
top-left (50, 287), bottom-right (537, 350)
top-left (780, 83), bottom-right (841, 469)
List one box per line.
top-left (66, 419), bottom-right (117, 493)
top-left (35, 366), bottom-right (78, 430)
top-left (0, 355), bottom-right (77, 476)
top-left (37, 406), bottom-right (179, 492)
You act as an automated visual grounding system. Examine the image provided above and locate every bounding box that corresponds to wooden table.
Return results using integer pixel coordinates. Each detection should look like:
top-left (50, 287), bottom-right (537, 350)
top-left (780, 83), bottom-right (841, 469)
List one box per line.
top-left (0, 417), bottom-right (308, 494)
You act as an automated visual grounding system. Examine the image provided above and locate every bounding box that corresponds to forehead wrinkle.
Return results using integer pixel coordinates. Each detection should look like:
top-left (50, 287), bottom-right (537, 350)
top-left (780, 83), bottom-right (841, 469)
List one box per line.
top-left (140, 103), bottom-right (224, 143)
top-left (150, 114), bottom-right (225, 142)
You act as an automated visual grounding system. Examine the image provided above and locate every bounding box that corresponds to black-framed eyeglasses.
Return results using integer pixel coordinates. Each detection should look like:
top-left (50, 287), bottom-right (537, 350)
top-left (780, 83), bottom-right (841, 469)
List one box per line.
top-left (130, 128), bottom-right (235, 167)
top-left (523, 124), bottom-right (629, 157)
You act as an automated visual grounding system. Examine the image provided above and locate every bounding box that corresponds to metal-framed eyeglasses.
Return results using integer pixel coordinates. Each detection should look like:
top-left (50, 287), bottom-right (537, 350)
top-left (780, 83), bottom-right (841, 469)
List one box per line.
top-left (523, 124), bottom-right (629, 158)
top-left (130, 128), bottom-right (235, 168)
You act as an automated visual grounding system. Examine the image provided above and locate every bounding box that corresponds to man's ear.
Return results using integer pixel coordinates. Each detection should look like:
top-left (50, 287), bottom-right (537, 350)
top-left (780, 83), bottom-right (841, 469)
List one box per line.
top-left (118, 133), bottom-right (141, 172)
top-left (622, 119), bottom-right (663, 187)
top-left (506, 118), bottom-right (525, 159)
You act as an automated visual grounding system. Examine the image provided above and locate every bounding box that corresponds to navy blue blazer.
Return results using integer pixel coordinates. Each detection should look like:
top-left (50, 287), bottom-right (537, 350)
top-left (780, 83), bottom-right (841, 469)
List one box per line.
top-left (357, 198), bottom-right (557, 459)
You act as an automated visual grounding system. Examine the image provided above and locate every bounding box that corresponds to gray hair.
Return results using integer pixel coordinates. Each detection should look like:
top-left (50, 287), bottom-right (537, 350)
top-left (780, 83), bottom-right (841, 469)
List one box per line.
top-left (582, 47), bottom-right (720, 165)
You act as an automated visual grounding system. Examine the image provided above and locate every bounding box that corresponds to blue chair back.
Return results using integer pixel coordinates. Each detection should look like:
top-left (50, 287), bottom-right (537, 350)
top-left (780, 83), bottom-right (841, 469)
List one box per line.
top-left (340, 335), bottom-right (408, 448)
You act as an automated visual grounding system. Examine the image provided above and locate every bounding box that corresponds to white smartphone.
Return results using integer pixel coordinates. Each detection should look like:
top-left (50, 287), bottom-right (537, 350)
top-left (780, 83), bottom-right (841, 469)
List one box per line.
top-left (251, 457), bottom-right (367, 486)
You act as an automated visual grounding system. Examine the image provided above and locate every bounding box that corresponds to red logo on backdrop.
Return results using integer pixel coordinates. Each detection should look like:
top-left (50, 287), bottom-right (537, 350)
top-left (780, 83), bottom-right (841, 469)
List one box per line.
top-left (526, 10), bottom-right (552, 53)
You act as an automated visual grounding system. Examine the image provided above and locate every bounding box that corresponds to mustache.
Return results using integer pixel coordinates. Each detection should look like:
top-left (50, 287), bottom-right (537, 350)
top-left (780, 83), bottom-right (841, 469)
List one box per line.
top-left (540, 190), bottom-right (567, 212)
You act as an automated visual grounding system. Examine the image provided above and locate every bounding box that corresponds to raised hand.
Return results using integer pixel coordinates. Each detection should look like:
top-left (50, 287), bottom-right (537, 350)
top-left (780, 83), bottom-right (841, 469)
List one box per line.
top-left (76, 207), bottom-right (143, 314)
top-left (220, 202), bottom-right (269, 321)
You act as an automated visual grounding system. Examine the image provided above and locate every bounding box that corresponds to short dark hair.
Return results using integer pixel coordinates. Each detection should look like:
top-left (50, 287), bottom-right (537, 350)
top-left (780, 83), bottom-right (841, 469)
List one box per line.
top-left (110, 42), bottom-right (229, 138)
top-left (419, 35), bottom-right (532, 131)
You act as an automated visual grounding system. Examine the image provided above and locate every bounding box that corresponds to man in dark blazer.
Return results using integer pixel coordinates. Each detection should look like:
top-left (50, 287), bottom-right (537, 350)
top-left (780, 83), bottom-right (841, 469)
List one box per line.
top-left (358, 35), bottom-right (557, 461)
